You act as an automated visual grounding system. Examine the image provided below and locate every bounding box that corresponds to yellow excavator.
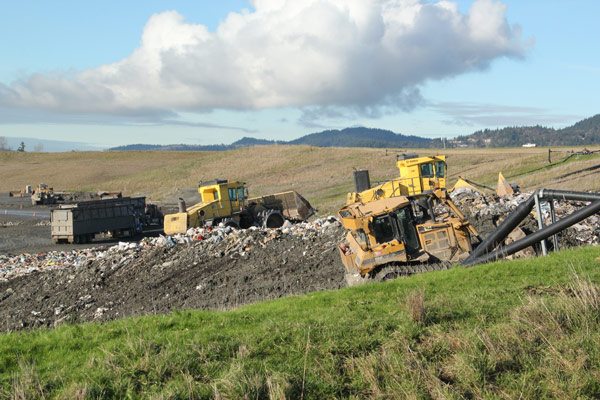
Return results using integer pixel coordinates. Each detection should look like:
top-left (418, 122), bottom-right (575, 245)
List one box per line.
top-left (163, 179), bottom-right (315, 235)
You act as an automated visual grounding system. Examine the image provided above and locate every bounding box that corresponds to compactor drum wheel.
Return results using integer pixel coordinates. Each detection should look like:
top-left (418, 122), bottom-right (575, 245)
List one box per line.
top-left (262, 210), bottom-right (285, 229)
top-left (222, 218), bottom-right (240, 229)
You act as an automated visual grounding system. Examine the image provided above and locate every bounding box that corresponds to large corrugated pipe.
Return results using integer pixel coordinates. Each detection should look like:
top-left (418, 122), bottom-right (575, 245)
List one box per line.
top-left (462, 189), bottom-right (600, 266)
top-left (463, 198), bottom-right (600, 266)
top-left (462, 192), bottom-right (537, 264)
top-left (537, 189), bottom-right (600, 202)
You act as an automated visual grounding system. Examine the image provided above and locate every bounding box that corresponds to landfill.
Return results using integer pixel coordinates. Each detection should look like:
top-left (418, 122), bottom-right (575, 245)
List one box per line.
top-left (0, 217), bottom-right (341, 282)
top-left (0, 217), bottom-right (346, 331)
top-left (2, 191), bottom-right (600, 332)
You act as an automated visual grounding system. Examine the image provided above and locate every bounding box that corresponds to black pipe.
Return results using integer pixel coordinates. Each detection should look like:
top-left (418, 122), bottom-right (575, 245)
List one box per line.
top-left (463, 189), bottom-right (600, 265)
top-left (537, 189), bottom-right (600, 202)
top-left (462, 192), bottom-right (537, 264)
top-left (463, 198), bottom-right (600, 266)
top-left (178, 198), bottom-right (186, 213)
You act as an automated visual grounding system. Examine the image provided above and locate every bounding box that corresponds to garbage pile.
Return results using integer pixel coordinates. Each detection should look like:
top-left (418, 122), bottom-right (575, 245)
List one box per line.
top-left (0, 217), bottom-right (343, 282)
top-left (448, 190), bottom-right (600, 246)
top-left (0, 217), bottom-right (346, 331)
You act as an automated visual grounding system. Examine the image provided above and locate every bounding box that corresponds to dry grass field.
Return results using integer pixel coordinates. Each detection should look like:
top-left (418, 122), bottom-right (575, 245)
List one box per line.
top-left (1, 145), bottom-right (599, 213)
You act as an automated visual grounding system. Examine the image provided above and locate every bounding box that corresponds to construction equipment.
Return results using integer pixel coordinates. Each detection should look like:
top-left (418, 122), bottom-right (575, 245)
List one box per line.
top-left (31, 184), bottom-right (59, 205)
top-left (339, 182), bottom-right (600, 284)
top-left (347, 154), bottom-right (447, 205)
top-left (51, 197), bottom-right (148, 244)
top-left (163, 179), bottom-right (315, 235)
top-left (338, 188), bottom-right (478, 284)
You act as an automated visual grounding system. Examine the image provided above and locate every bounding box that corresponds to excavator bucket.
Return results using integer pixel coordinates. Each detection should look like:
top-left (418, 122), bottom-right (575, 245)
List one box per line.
top-left (496, 172), bottom-right (514, 196)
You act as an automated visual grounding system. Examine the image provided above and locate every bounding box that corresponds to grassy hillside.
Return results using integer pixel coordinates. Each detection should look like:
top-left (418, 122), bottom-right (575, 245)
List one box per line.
top-left (2, 246), bottom-right (600, 398)
top-left (1, 146), bottom-right (600, 213)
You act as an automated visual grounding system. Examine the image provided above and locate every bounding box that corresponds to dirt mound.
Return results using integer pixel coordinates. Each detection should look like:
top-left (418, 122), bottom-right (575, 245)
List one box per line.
top-left (0, 222), bottom-right (346, 332)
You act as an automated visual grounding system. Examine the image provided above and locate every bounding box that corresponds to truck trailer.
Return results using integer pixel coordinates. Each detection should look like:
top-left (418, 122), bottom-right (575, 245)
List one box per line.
top-left (51, 197), bottom-right (147, 244)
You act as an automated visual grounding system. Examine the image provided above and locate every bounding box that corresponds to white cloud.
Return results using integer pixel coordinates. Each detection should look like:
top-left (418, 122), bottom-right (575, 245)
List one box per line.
top-left (0, 0), bottom-right (529, 121)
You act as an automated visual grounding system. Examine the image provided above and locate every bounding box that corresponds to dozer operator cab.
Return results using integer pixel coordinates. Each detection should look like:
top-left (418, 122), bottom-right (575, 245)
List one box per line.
top-left (338, 197), bottom-right (421, 276)
top-left (347, 154), bottom-right (447, 205)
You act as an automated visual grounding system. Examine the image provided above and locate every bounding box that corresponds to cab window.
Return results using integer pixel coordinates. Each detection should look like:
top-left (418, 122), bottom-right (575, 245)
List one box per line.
top-left (228, 188), bottom-right (237, 201)
top-left (373, 215), bottom-right (394, 244)
top-left (420, 163), bottom-right (434, 178)
top-left (434, 161), bottom-right (445, 178)
top-left (237, 187), bottom-right (245, 201)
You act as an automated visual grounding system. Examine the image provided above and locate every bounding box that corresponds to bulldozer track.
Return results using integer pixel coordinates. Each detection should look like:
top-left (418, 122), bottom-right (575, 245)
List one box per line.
top-left (371, 262), bottom-right (452, 282)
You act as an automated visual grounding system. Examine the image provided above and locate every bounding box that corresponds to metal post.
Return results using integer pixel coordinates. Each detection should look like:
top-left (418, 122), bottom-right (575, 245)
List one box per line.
top-left (534, 194), bottom-right (548, 255)
top-left (548, 148), bottom-right (551, 163)
top-left (549, 200), bottom-right (558, 250)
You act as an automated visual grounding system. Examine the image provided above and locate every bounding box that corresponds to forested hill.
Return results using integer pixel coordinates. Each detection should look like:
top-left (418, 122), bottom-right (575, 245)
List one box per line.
top-left (454, 114), bottom-right (600, 147)
top-left (108, 138), bottom-right (283, 152)
top-left (288, 127), bottom-right (432, 147)
top-left (109, 127), bottom-right (436, 151)
top-left (109, 114), bottom-right (600, 151)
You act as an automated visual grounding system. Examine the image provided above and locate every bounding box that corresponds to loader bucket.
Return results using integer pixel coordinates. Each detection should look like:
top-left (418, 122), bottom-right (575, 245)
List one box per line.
top-left (248, 190), bottom-right (316, 221)
top-left (163, 212), bottom-right (189, 235)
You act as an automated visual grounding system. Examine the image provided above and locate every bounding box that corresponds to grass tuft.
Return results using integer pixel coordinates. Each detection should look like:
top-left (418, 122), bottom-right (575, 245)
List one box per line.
top-left (405, 287), bottom-right (426, 325)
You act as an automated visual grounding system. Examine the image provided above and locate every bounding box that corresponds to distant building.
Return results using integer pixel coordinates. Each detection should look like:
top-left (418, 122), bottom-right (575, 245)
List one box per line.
top-left (522, 143), bottom-right (536, 148)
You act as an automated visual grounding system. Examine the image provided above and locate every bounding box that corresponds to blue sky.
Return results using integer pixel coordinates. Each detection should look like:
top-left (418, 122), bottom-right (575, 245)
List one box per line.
top-left (0, 0), bottom-right (598, 150)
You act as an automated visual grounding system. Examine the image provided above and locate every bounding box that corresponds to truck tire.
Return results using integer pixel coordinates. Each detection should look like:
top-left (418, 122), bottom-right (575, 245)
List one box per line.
top-left (262, 210), bottom-right (285, 229)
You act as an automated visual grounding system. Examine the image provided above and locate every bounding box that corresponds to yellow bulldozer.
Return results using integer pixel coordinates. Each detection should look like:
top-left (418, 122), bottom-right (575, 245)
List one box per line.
top-left (339, 154), bottom-right (600, 284)
top-left (338, 154), bottom-right (480, 284)
top-left (163, 179), bottom-right (316, 235)
top-left (338, 188), bottom-right (478, 284)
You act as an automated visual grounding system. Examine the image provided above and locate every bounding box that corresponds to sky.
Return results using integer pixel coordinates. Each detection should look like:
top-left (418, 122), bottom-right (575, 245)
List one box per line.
top-left (0, 0), bottom-right (599, 150)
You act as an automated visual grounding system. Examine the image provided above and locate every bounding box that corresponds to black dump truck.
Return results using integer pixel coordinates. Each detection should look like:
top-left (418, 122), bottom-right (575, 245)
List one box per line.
top-left (50, 197), bottom-right (154, 244)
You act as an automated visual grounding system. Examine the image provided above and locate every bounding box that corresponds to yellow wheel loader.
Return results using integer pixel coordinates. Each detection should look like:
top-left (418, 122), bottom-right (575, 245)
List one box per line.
top-left (163, 179), bottom-right (315, 235)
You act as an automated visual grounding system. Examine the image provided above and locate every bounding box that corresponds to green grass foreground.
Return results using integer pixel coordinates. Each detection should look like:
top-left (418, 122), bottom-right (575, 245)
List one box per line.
top-left (2, 247), bottom-right (600, 399)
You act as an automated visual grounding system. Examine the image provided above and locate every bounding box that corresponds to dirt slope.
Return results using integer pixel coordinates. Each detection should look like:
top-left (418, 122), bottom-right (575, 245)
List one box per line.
top-left (0, 225), bottom-right (346, 332)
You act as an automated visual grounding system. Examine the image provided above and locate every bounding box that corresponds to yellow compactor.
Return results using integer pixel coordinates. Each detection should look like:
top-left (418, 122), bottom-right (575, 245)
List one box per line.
top-left (347, 153), bottom-right (447, 205)
top-left (164, 179), bottom-right (315, 235)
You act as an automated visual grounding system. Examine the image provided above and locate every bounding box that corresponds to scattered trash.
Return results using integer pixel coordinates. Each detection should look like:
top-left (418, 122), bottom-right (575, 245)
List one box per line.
top-left (448, 190), bottom-right (600, 246)
top-left (0, 217), bottom-right (343, 282)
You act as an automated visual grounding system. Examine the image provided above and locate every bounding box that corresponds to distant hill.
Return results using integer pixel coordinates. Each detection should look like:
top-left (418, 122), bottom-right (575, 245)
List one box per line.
top-left (109, 127), bottom-right (436, 151)
top-left (108, 114), bottom-right (600, 151)
top-left (454, 114), bottom-right (600, 147)
top-left (289, 127), bottom-right (432, 148)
